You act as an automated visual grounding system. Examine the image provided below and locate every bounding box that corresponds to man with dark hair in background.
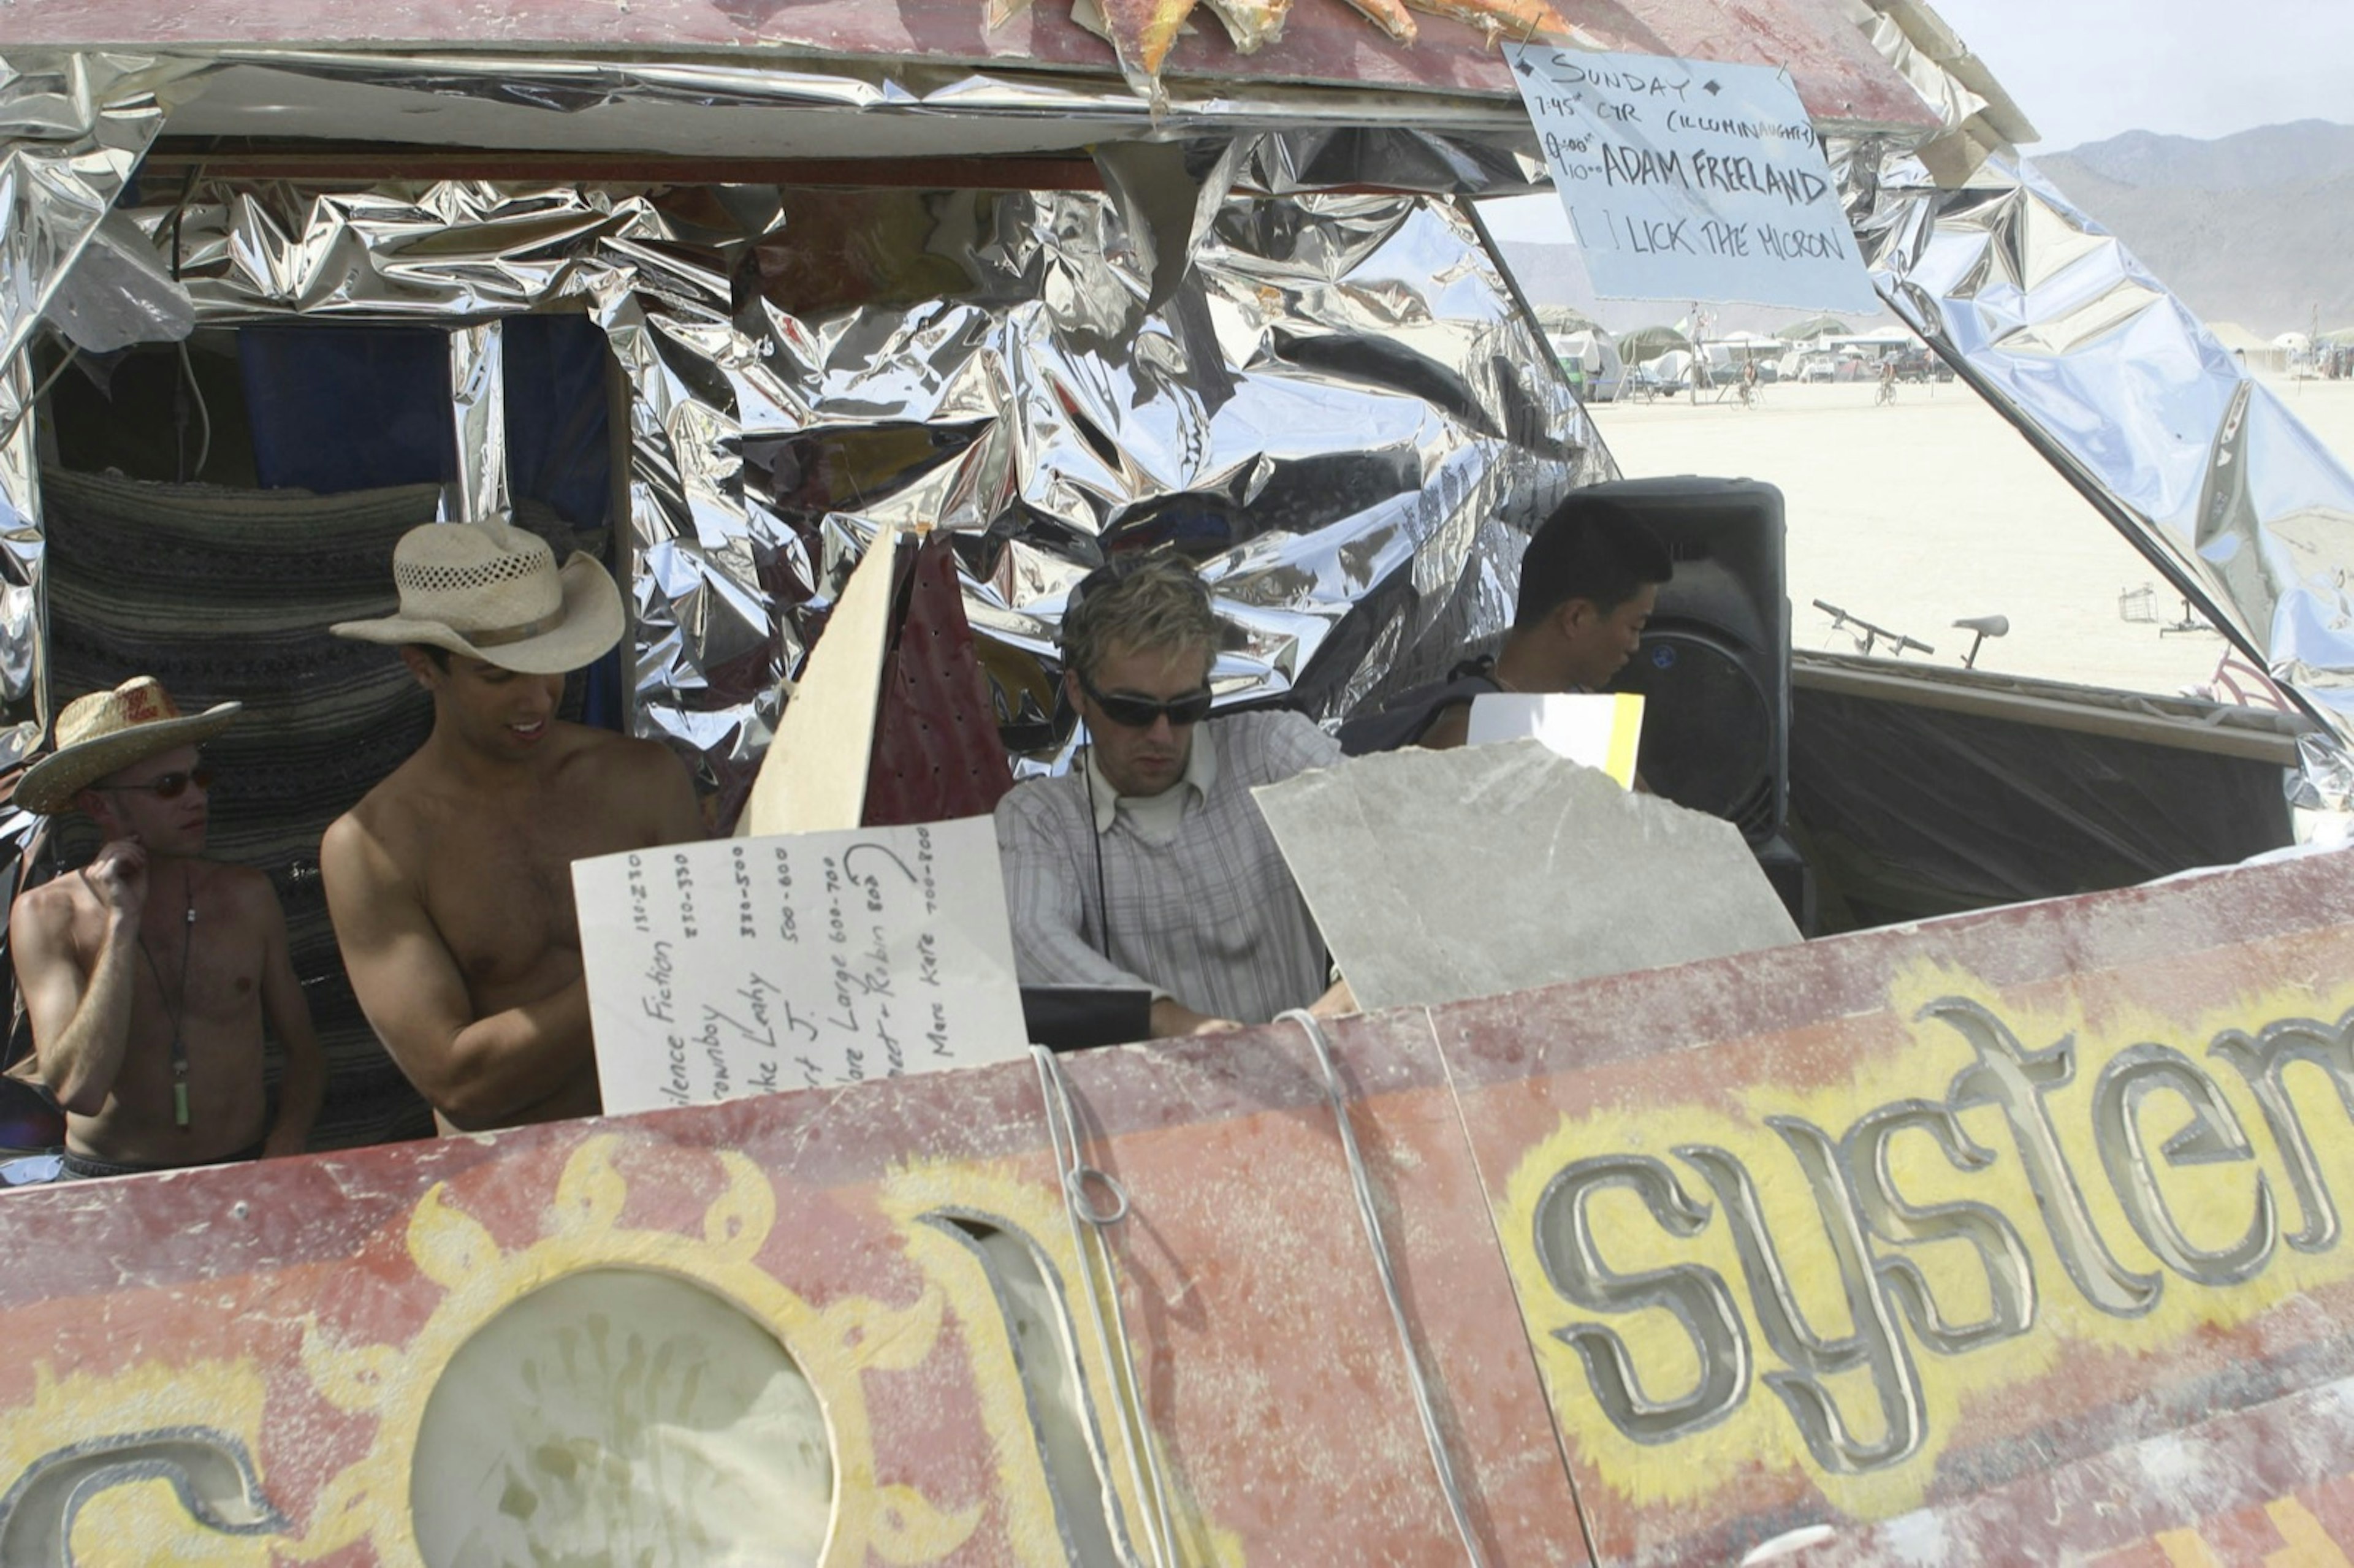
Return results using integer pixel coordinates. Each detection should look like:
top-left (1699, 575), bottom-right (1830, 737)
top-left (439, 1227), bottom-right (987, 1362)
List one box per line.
top-left (994, 554), bottom-right (1347, 1038)
top-left (1339, 489), bottom-right (1672, 756)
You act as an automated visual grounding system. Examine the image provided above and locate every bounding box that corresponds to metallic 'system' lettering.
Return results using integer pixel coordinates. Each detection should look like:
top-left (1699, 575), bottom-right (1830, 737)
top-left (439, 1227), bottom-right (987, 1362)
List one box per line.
top-left (1932, 998), bottom-right (2163, 1318)
top-left (1843, 1098), bottom-right (2036, 1354)
top-left (2093, 1044), bottom-right (2277, 1285)
top-left (2211, 1013), bottom-right (2354, 1253)
top-left (1533, 1155), bottom-right (1751, 1444)
top-left (1684, 1122), bottom-right (1927, 1474)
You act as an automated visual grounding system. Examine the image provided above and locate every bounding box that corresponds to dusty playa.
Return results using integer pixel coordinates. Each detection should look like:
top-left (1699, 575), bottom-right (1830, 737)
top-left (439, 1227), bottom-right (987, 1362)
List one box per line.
top-left (1588, 376), bottom-right (2354, 701)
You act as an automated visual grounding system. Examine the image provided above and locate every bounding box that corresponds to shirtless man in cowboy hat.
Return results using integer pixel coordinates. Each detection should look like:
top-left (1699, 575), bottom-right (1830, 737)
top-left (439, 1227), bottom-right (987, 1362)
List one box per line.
top-left (322, 518), bottom-right (700, 1133)
top-left (9, 677), bottom-right (325, 1178)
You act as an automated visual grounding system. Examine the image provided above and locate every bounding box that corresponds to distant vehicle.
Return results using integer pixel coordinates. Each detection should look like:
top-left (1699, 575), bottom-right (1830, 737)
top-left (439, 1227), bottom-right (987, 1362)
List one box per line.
top-left (1798, 356), bottom-right (1835, 384)
top-left (1891, 346), bottom-right (1952, 383)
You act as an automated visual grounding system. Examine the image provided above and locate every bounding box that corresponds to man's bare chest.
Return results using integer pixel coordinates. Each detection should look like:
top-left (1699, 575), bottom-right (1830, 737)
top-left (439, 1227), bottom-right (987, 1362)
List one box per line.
top-left (414, 812), bottom-right (641, 985)
top-left (78, 899), bottom-right (262, 1030)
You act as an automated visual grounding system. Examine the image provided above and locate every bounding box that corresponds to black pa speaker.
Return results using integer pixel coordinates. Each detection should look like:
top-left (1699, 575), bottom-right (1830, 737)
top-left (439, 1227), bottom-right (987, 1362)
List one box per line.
top-left (1594, 477), bottom-right (1790, 847)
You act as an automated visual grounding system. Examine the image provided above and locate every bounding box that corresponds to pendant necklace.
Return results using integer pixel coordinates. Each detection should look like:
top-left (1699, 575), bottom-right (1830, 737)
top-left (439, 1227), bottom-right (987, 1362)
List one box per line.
top-left (137, 867), bottom-right (196, 1128)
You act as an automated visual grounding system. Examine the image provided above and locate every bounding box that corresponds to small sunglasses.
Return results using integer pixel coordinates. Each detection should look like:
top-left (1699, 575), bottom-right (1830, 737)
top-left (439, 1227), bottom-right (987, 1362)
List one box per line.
top-left (97, 766), bottom-right (216, 800)
top-left (1076, 668), bottom-right (1214, 729)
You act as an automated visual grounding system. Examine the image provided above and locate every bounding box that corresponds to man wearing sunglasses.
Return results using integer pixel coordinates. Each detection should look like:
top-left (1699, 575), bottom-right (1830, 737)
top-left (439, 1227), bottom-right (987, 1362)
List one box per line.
top-left (995, 555), bottom-right (1346, 1038)
top-left (7, 677), bottom-right (324, 1179)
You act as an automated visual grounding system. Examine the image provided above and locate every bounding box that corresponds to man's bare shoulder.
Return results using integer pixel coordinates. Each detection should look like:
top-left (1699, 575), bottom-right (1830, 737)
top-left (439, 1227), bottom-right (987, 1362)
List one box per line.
top-left (552, 725), bottom-right (686, 794)
top-left (333, 749), bottom-right (438, 845)
top-left (10, 872), bottom-right (94, 940)
top-left (322, 785), bottom-right (421, 896)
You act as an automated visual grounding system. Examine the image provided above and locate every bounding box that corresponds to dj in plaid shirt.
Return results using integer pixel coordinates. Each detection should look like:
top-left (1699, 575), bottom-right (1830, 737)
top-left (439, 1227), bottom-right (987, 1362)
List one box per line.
top-left (994, 556), bottom-right (1346, 1038)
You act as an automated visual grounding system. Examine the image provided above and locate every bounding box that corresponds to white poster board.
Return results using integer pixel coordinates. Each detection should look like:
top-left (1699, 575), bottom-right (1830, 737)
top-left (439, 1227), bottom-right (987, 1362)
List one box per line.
top-left (1505, 45), bottom-right (1881, 314)
top-left (1466, 691), bottom-right (1645, 788)
top-left (576, 816), bottom-right (1030, 1114)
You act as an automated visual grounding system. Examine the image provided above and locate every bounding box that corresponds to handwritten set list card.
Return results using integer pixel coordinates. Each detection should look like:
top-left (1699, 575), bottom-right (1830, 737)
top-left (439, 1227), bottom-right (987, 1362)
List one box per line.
top-left (575, 816), bottom-right (1031, 1116)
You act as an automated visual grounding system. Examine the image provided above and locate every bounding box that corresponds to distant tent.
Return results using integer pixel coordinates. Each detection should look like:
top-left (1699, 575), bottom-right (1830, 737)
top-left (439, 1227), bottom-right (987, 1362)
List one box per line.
top-left (1777, 314), bottom-right (1848, 341)
top-left (1617, 324), bottom-right (1691, 363)
top-left (1547, 328), bottom-right (1625, 400)
top-left (2210, 321), bottom-right (2291, 375)
top-left (1712, 330), bottom-right (1779, 363)
top-left (1534, 305), bottom-right (1598, 337)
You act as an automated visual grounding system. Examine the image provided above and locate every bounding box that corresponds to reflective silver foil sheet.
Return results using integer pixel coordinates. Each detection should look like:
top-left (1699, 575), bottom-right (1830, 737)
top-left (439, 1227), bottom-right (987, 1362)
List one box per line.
top-left (0, 355), bottom-right (40, 766)
top-left (0, 52), bottom-right (167, 374)
top-left (0, 51), bottom-right (169, 759)
top-left (77, 151), bottom-right (1595, 811)
top-left (1838, 22), bottom-right (2354, 793)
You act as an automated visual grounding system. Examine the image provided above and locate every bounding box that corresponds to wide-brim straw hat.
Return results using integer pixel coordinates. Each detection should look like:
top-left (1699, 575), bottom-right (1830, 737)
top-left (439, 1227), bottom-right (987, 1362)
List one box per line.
top-left (17, 677), bottom-right (241, 815)
top-left (330, 517), bottom-right (623, 676)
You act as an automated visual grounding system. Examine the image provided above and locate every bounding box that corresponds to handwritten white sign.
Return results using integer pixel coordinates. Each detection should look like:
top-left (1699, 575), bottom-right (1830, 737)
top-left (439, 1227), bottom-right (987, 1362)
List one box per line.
top-left (1504, 45), bottom-right (1881, 314)
top-left (575, 816), bottom-right (1030, 1114)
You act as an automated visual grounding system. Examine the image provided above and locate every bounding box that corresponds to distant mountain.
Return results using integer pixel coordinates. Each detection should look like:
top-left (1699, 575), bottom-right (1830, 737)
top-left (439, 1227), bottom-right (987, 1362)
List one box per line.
top-left (2054, 121), bottom-right (2354, 192)
top-left (2034, 120), bottom-right (2354, 337)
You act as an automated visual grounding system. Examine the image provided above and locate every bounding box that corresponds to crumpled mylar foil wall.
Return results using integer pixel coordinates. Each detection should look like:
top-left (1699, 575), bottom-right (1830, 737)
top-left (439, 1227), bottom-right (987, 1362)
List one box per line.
top-left (48, 124), bottom-right (1593, 813)
top-left (0, 51), bottom-right (170, 766)
top-left (1834, 28), bottom-right (2354, 801)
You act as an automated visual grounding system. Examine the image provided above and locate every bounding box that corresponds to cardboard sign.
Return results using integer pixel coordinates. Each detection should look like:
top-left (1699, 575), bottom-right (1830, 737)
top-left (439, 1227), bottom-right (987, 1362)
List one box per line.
top-left (1466, 690), bottom-right (1645, 787)
top-left (575, 815), bottom-right (1029, 1111)
top-left (1506, 44), bottom-right (1881, 313)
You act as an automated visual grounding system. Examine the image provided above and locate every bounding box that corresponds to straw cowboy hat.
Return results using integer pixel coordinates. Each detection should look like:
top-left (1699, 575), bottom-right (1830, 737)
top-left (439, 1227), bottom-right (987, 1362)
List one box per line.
top-left (17, 677), bottom-right (241, 816)
top-left (330, 517), bottom-right (623, 676)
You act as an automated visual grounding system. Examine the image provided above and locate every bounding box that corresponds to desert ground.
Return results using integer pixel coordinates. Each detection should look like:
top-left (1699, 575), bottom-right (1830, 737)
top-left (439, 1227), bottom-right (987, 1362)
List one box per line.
top-left (1587, 375), bottom-right (2354, 700)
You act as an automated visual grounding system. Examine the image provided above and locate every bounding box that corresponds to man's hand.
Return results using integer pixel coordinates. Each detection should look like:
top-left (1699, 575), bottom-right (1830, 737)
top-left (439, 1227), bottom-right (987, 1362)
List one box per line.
top-left (83, 839), bottom-right (148, 921)
top-left (261, 1124), bottom-right (310, 1160)
top-left (1309, 977), bottom-right (1357, 1019)
top-left (1150, 997), bottom-right (1243, 1039)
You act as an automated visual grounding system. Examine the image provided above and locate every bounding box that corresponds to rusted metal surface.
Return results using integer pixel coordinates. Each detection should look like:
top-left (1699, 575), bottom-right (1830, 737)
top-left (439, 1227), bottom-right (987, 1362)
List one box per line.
top-left (0, 0), bottom-right (1938, 131)
top-left (1434, 848), bottom-right (2354, 1564)
top-left (0, 1012), bottom-right (1582, 1563)
top-left (12, 848), bottom-right (2354, 1560)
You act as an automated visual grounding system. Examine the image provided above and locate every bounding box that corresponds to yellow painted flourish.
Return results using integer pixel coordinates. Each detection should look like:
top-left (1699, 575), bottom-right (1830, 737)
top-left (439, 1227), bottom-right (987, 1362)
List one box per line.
top-left (292, 1135), bottom-right (978, 1565)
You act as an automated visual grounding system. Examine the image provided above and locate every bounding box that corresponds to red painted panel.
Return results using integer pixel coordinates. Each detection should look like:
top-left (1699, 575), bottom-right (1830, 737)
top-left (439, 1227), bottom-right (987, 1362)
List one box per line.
top-left (0, 1004), bottom-right (1579, 1561)
top-left (0, 0), bottom-right (1937, 131)
top-left (1433, 851), bottom-right (2354, 1566)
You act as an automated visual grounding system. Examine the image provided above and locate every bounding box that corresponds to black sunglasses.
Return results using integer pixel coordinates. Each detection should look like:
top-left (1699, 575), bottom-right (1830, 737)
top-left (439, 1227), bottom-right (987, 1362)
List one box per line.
top-left (1076, 668), bottom-right (1214, 729)
top-left (96, 766), bottom-right (216, 801)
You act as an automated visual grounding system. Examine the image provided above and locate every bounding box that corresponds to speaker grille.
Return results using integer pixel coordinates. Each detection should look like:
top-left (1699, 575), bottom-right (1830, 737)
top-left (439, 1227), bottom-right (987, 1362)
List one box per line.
top-left (1611, 628), bottom-right (1778, 842)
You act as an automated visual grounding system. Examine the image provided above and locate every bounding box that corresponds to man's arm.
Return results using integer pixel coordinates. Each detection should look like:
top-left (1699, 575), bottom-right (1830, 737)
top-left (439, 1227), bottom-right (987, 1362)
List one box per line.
top-left (321, 815), bottom-right (593, 1130)
top-left (253, 880), bottom-right (324, 1158)
top-left (14, 845), bottom-right (145, 1116)
top-left (1416, 703), bottom-right (1471, 752)
top-left (635, 739), bottom-right (704, 847)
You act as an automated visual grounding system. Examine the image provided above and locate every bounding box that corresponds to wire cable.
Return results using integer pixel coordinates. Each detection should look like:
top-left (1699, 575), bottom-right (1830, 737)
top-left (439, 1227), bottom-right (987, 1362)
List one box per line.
top-left (1030, 1043), bottom-right (1182, 1567)
top-left (1281, 1008), bottom-right (1490, 1567)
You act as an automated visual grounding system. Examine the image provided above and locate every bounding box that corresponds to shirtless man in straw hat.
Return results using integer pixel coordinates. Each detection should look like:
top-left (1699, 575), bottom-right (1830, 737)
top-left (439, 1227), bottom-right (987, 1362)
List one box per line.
top-left (323, 518), bottom-right (699, 1133)
top-left (9, 677), bottom-right (325, 1178)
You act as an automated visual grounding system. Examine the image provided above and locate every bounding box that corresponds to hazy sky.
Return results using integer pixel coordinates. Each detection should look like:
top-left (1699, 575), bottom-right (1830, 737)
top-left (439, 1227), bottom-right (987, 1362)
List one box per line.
top-left (1928, 0), bottom-right (2354, 150)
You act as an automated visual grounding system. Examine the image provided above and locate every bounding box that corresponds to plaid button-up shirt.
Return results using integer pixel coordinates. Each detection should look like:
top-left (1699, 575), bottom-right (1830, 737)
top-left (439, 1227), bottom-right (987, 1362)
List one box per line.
top-left (994, 709), bottom-right (1341, 1025)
